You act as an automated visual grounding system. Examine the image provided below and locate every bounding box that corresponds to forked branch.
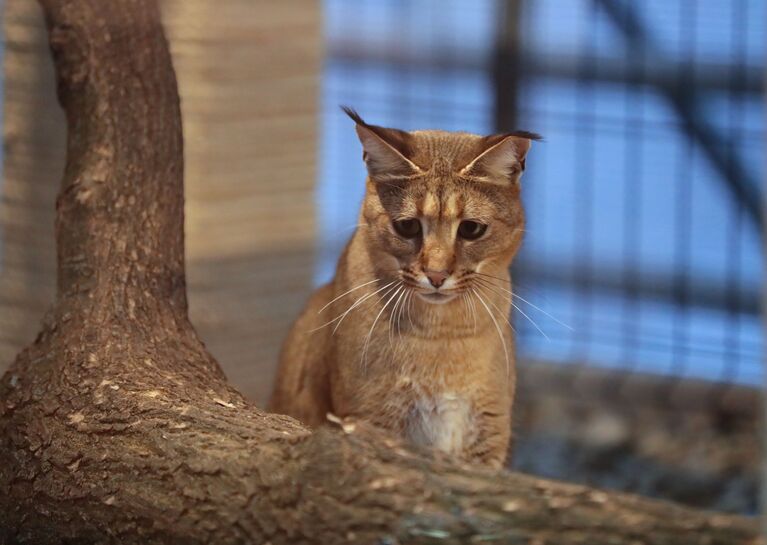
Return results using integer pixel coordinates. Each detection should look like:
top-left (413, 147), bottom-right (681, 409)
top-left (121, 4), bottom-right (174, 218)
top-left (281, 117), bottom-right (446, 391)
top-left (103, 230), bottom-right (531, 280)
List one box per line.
top-left (0, 1), bottom-right (759, 544)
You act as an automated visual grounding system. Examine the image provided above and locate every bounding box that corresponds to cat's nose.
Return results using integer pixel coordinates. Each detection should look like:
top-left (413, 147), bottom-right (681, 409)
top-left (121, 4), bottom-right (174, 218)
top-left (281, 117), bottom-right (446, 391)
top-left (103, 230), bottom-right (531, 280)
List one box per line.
top-left (425, 270), bottom-right (449, 288)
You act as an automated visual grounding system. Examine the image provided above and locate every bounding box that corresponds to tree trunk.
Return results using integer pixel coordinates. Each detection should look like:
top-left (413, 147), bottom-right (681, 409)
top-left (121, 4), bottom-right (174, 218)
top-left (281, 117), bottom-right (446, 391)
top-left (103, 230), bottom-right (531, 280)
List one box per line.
top-left (0, 1), bottom-right (760, 544)
top-left (0, 0), bottom-right (321, 406)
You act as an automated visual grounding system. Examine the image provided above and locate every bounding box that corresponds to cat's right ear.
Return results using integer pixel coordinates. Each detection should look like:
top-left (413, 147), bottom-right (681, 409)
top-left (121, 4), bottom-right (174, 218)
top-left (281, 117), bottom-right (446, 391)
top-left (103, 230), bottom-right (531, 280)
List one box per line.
top-left (342, 106), bottom-right (422, 181)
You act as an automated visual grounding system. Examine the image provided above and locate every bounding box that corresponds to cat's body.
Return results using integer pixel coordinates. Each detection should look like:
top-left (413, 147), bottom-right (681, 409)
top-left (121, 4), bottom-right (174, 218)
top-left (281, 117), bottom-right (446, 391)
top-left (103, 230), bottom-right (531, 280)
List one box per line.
top-left (272, 234), bottom-right (514, 465)
top-left (270, 109), bottom-right (537, 467)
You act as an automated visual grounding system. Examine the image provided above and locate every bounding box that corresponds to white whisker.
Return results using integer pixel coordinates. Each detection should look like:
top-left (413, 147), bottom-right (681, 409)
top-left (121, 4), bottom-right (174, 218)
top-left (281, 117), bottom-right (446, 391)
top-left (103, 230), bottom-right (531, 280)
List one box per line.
top-left (472, 288), bottom-right (510, 380)
top-left (476, 279), bottom-right (549, 340)
top-left (474, 271), bottom-right (512, 284)
top-left (388, 286), bottom-right (406, 349)
top-left (510, 300), bottom-right (549, 340)
top-left (332, 281), bottom-right (398, 334)
top-left (309, 280), bottom-right (396, 333)
top-left (460, 292), bottom-right (476, 335)
top-left (317, 278), bottom-right (382, 315)
top-left (474, 284), bottom-right (516, 335)
top-left (362, 283), bottom-right (402, 371)
top-left (475, 279), bottom-right (548, 340)
top-left (511, 291), bottom-right (573, 331)
top-left (406, 290), bottom-right (415, 331)
top-left (396, 289), bottom-right (410, 337)
top-left (474, 276), bottom-right (568, 334)
top-left (468, 290), bottom-right (478, 334)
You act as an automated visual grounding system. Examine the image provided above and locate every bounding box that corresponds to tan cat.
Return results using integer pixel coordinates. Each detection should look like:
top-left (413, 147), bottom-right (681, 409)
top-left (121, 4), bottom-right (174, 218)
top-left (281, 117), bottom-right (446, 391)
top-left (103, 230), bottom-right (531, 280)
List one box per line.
top-left (269, 108), bottom-right (538, 467)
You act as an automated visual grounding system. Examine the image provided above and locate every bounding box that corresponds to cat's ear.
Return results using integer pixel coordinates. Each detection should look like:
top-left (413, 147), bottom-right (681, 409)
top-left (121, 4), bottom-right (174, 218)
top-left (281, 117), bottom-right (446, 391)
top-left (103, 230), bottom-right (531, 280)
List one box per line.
top-left (460, 131), bottom-right (540, 184)
top-left (342, 106), bottom-right (422, 180)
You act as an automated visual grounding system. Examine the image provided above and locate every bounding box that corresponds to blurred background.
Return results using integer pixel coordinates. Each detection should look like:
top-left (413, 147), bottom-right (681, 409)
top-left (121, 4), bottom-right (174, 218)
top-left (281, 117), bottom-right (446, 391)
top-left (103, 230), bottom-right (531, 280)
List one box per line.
top-left (0, 0), bottom-right (762, 515)
top-left (320, 0), bottom-right (763, 514)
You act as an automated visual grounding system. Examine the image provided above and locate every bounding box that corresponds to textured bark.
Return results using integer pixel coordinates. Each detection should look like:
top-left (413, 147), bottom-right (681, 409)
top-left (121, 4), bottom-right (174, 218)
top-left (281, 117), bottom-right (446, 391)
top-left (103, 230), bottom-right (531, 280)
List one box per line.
top-left (0, 1), bottom-right (761, 544)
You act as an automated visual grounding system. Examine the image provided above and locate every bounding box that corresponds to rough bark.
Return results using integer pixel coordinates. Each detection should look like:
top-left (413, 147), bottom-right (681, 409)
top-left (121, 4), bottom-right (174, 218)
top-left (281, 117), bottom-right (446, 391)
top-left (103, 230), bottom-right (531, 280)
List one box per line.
top-left (0, 1), bottom-right (760, 544)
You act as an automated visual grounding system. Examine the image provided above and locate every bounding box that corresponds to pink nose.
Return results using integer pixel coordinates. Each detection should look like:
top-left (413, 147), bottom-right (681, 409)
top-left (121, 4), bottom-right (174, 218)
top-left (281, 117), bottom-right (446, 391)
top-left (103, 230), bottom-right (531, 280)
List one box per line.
top-left (425, 270), bottom-right (449, 288)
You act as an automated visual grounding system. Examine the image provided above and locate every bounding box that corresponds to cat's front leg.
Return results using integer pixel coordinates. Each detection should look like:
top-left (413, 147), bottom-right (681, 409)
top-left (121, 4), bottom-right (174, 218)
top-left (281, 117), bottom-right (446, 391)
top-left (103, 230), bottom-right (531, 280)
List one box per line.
top-left (464, 405), bottom-right (512, 469)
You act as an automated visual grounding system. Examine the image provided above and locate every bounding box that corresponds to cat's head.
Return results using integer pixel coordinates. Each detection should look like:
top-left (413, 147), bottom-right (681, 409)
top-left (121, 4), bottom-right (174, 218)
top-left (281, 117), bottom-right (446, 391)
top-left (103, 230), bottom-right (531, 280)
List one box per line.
top-left (345, 107), bottom-right (539, 305)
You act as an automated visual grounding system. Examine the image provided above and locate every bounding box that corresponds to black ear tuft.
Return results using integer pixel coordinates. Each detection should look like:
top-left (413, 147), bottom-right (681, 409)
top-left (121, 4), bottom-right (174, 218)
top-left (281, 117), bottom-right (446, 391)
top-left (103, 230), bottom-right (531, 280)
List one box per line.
top-left (340, 106), bottom-right (416, 164)
top-left (341, 105), bottom-right (367, 126)
top-left (509, 130), bottom-right (544, 142)
top-left (341, 106), bottom-right (420, 179)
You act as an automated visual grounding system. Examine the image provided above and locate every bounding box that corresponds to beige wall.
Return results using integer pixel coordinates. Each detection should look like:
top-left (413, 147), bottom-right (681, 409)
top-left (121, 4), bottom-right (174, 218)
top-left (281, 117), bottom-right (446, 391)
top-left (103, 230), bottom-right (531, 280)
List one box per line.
top-left (0, 1), bottom-right (321, 405)
top-left (0, 2), bottom-right (61, 374)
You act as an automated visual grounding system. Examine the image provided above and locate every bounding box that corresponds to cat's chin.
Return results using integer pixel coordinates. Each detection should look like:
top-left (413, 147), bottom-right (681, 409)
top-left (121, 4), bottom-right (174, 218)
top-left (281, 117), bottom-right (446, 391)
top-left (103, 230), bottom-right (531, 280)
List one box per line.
top-left (417, 292), bottom-right (458, 305)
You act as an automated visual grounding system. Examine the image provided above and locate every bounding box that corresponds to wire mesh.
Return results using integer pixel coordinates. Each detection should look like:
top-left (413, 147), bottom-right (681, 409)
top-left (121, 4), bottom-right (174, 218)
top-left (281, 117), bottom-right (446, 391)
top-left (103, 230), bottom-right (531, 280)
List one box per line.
top-left (320, 0), bottom-right (764, 387)
top-left (320, 0), bottom-right (763, 513)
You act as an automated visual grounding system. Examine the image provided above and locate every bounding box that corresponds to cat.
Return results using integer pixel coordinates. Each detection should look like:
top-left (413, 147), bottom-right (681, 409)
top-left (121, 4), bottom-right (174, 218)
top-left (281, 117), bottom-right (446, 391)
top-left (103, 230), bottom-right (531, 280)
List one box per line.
top-left (269, 107), bottom-right (539, 467)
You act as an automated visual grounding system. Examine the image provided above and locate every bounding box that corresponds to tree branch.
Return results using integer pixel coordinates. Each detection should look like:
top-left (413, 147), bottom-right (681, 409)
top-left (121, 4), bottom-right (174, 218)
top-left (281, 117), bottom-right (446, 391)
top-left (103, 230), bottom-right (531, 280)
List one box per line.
top-left (0, 1), bottom-right (760, 544)
top-left (45, 0), bottom-right (186, 311)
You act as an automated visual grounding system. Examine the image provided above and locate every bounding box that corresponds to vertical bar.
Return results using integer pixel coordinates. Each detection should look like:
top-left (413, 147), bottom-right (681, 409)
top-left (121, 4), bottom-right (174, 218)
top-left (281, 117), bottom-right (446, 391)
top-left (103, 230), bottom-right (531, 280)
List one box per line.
top-left (762, 0), bottom-right (767, 533)
top-left (493, 0), bottom-right (526, 342)
top-left (493, 0), bottom-right (523, 132)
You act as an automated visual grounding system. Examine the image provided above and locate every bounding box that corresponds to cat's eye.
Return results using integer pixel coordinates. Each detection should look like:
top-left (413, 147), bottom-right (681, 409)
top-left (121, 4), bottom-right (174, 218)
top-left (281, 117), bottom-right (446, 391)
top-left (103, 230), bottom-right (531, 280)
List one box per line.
top-left (392, 218), bottom-right (422, 239)
top-left (457, 220), bottom-right (487, 240)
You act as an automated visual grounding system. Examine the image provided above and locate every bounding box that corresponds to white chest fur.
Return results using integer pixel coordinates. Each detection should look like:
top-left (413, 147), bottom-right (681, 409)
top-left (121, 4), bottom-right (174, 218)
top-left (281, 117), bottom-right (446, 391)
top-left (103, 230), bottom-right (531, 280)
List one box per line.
top-left (406, 393), bottom-right (475, 455)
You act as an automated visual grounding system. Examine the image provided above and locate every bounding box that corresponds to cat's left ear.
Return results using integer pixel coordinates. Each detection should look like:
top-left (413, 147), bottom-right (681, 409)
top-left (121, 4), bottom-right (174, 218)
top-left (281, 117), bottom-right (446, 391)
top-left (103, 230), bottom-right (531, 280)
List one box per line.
top-left (341, 106), bottom-right (423, 181)
top-left (460, 132), bottom-right (540, 184)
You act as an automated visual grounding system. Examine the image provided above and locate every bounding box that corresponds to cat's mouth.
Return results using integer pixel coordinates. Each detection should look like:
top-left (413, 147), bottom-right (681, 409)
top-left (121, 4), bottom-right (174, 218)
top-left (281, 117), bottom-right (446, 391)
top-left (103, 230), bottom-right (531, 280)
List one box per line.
top-left (417, 291), bottom-right (458, 305)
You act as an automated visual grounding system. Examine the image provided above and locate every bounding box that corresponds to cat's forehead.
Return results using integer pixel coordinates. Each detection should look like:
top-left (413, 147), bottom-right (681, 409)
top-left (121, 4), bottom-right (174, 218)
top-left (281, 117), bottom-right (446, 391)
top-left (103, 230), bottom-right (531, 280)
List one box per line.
top-left (372, 129), bottom-right (519, 219)
top-left (408, 130), bottom-right (486, 172)
top-left (392, 178), bottom-right (507, 222)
